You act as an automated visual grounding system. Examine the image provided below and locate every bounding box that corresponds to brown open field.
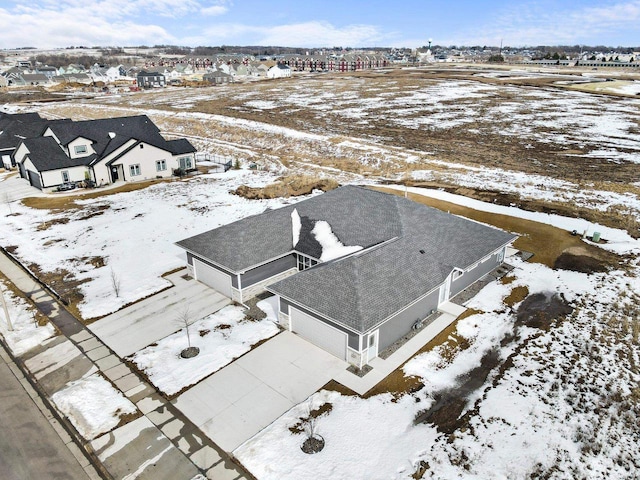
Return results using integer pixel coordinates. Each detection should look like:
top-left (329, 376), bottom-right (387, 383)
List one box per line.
top-left (34, 65), bottom-right (640, 236)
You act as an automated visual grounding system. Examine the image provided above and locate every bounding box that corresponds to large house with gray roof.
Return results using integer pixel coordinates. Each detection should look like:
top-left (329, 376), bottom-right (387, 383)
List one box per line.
top-left (177, 186), bottom-right (516, 367)
top-left (13, 115), bottom-right (196, 190)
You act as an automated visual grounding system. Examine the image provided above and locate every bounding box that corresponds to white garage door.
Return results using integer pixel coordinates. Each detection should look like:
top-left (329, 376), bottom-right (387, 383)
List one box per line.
top-left (290, 307), bottom-right (347, 360)
top-left (193, 258), bottom-right (233, 298)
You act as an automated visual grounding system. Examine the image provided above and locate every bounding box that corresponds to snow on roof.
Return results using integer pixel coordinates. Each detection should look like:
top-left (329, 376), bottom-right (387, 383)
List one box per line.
top-left (291, 208), bottom-right (301, 248)
top-left (311, 220), bottom-right (362, 262)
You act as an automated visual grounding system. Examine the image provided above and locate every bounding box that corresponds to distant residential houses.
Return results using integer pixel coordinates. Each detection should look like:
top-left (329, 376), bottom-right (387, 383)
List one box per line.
top-left (3, 47), bottom-right (637, 91)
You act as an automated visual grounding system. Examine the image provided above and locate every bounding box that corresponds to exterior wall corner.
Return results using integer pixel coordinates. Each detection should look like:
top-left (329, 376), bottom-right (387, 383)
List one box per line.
top-left (278, 311), bottom-right (291, 330)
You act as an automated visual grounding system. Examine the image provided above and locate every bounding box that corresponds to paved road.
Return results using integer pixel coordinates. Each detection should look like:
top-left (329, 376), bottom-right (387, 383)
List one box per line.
top-left (0, 344), bottom-right (93, 480)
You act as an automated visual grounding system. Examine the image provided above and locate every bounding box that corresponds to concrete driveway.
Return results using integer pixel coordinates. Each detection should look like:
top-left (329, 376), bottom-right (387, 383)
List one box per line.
top-left (0, 174), bottom-right (44, 202)
top-left (89, 270), bottom-right (230, 357)
top-left (173, 331), bottom-right (348, 452)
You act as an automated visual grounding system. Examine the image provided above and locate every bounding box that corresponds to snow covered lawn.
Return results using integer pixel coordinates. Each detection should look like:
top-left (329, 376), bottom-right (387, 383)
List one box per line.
top-left (0, 278), bottom-right (55, 356)
top-left (51, 372), bottom-right (137, 440)
top-left (235, 256), bottom-right (640, 479)
top-left (128, 305), bottom-right (279, 396)
top-left (0, 170), bottom-right (295, 320)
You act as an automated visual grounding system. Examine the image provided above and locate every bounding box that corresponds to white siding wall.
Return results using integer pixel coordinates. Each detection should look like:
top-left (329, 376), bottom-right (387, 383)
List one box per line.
top-left (92, 162), bottom-right (110, 186)
top-left (41, 166), bottom-right (87, 187)
top-left (68, 137), bottom-right (95, 159)
top-left (111, 143), bottom-right (176, 181)
top-left (91, 139), bottom-right (138, 185)
top-left (22, 158), bottom-right (38, 179)
top-left (14, 144), bottom-right (30, 165)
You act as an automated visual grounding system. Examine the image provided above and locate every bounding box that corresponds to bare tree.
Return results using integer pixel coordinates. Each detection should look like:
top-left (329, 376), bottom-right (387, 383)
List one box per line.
top-left (110, 268), bottom-right (121, 297)
top-left (175, 305), bottom-right (199, 358)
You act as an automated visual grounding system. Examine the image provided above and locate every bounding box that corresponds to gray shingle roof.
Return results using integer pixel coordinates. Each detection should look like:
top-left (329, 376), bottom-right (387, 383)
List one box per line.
top-left (166, 138), bottom-right (197, 155)
top-left (178, 186), bottom-right (516, 333)
top-left (0, 113), bottom-right (49, 151)
top-left (47, 115), bottom-right (162, 154)
top-left (270, 192), bottom-right (516, 332)
top-left (22, 136), bottom-right (92, 171)
top-left (44, 115), bottom-right (196, 162)
top-left (176, 186), bottom-right (403, 272)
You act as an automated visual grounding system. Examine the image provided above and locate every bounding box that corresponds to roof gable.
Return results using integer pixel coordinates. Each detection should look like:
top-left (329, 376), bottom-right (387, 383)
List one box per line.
top-left (20, 136), bottom-right (92, 171)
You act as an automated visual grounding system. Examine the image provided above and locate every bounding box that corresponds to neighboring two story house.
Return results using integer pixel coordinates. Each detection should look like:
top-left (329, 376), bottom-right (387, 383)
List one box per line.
top-left (14, 115), bottom-right (196, 190)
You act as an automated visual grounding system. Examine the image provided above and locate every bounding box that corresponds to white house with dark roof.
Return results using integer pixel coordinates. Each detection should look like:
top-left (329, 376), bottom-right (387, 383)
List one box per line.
top-left (14, 115), bottom-right (196, 190)
top-left (266, 64), bottom-right (292, 79)
top-left (177, 186), bottom-right (517, 367)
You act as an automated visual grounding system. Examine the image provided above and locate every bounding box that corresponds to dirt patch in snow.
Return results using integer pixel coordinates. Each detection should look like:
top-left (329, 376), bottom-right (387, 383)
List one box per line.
top-left (289, 402), bottom-right (334, 434)
top-left (516, 292), bottom-right (574, 331)
top-left (36, 217), bottom-right (71, 231)
top-left (504, 285), bottom-right (530, 307)
top-left (234, 175), bottom-right (338, 199)
top-left (415, 292), bottom-right (573, 433)
top-left (26, 263), bottom-right (87, 319)
top-left (554, 251), bottom-right (610, 273)
top-left (414, 347), bottom-right (502, 433)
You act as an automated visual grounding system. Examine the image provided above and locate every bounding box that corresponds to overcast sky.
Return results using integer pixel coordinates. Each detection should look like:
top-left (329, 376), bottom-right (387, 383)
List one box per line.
top-left (1, 0), bottom-right (638, 49)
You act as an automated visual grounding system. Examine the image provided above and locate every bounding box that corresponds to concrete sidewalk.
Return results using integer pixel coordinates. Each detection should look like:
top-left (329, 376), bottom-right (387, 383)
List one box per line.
top-left (333, 302), bottom-right (466, 395)
top-left (0, 251), bottom-right (251, 480)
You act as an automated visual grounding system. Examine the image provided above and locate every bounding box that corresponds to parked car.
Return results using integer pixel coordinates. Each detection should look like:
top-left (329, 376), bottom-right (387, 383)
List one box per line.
top-left (56, 182), bottom-right (76, 192)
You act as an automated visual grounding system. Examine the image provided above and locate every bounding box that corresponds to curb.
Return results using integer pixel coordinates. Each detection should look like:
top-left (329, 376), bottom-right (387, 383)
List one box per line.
top-left (0, 337), bottom-right (111, 480)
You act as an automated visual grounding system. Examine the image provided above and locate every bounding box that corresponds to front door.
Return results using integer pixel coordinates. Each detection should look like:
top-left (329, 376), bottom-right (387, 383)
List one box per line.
top-left (111, 166), bottom-right (119, 182)
top-left (367, 330), bottom-right (379, 363)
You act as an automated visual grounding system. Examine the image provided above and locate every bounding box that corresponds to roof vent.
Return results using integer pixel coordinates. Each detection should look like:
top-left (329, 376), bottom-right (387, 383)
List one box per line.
top-left (108, 132), bottom-right (116, 139)
top-left (419, 249), bottom-right (425, 254)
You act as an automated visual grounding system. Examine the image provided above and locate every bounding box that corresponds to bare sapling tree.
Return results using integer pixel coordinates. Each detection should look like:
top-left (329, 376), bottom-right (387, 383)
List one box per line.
top-left (303, 414), bottom-right (318, 440)
top-left (110, 268), bottom-right (121, 297)
top-left (300, 402), bottom-right (325, 454)
top-left (176, 305), bottom-right (199, 358)
top-left (177, 305), bottom-right (193, 348)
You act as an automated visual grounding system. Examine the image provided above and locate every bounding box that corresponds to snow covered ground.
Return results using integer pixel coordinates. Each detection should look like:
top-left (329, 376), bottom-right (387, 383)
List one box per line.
top-left (0, 278), bottom-right (55, 356)
top-left (51, 372), bottom-right (137, 440)
top-left (128, 305), bottom-right (279, 396)
top-left (235, 254), bottom-right (640, 480)
top-left (3, 73), bottom-right (638, 477)
top-left (0, 170), bottom-right (298, 319)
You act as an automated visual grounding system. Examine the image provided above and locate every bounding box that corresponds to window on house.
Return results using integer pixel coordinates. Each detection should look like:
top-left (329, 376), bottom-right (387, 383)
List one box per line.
top-left (452, 269), bottom-right (464, 280)
top-left (61, 170), bottom-right (70, 182)
top-left (74, 145), bottom-right (87, 155)
top-left (129, 164), bottom-right (141, 176)
top-left (297, 254), bottom-right (317, 271)
top-left (156, 160), bottom-right (167, 171)
top-left (179, 156), bottom-right (193, 170)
